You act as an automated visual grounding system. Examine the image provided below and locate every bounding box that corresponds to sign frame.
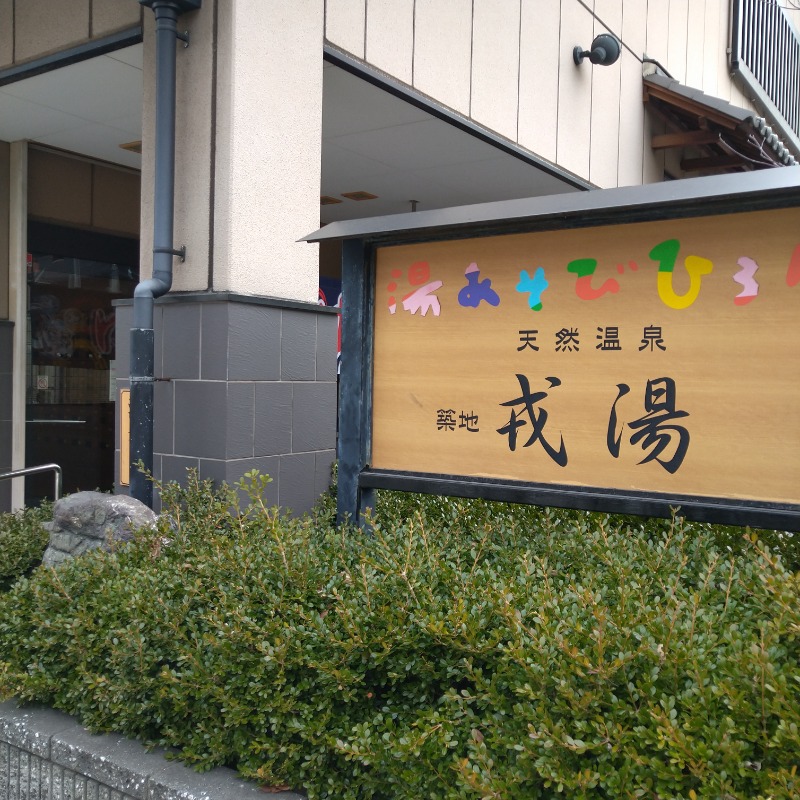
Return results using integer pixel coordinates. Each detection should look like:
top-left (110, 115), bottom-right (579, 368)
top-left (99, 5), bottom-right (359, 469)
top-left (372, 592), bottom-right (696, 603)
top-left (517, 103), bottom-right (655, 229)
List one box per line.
top-left (305, 170), bottom-right (800, 531)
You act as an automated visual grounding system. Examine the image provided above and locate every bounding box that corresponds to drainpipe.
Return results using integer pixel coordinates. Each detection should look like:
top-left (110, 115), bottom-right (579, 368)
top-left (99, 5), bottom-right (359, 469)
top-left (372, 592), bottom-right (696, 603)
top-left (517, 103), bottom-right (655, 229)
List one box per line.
top-left (131, 0), bottom-right (200, 507)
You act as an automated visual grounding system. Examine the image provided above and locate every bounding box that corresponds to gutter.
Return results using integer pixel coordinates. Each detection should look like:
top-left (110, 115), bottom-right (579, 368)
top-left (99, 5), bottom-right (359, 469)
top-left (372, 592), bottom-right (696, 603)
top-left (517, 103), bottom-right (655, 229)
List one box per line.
top-left (130, 0), bottom-right (200, 508)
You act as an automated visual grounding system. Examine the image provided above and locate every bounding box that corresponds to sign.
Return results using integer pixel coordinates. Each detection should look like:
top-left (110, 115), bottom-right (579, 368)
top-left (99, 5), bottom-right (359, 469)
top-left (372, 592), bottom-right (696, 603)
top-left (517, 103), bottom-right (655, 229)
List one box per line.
top-left (371, 207), bottom-right (800, 523)
top-left (119, 389), bottom-right (130, 487)
top-left (307, 170), bottom-right (800, 530)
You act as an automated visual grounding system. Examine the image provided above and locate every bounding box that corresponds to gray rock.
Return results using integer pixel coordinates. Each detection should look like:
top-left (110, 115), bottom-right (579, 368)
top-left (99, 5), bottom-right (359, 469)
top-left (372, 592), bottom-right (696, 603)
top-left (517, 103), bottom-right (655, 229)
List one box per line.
top-left (42, 493), bottom-right (157, 567)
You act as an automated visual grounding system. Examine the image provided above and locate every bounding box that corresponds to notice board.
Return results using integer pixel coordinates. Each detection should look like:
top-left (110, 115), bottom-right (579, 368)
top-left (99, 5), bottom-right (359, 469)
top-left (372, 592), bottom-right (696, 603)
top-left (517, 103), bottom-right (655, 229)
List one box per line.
top-left (371, 207), bottom-right (800, 511)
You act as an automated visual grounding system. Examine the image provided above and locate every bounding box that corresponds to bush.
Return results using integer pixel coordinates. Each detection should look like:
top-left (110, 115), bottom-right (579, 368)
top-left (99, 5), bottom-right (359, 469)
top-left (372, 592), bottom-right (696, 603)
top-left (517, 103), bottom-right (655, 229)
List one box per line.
top-left (0, 502), bottom-right (52, 591)
top-left (0, 475), bottom-right (798, 799)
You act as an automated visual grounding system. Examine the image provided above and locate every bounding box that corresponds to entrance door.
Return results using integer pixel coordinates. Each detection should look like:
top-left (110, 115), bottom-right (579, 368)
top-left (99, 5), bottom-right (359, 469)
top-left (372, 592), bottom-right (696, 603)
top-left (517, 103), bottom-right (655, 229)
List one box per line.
top-left (25, 222), bottom-right (138, 504)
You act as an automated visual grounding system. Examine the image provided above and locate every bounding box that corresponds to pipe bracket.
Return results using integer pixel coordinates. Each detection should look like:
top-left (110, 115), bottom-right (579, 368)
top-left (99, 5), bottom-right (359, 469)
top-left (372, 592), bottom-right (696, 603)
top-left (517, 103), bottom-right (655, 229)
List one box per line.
top-left (153, 245), bottom-right (186, 262)
top-left (176, 30), bottom-right (190, 47)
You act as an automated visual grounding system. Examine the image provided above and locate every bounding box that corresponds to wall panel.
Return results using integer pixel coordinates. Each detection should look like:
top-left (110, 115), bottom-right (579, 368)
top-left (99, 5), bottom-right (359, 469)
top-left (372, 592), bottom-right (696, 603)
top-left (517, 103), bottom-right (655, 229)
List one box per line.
top-left (91, 0), bottom-right (142, 38)
top-left (412, 0), bottom-right (473, 116)
top-left (365, 0), bottom-right (414, 85)
top-left (14, 0), bottom-right (89, 63)
top-left (325, 0), bottom-right (366, 59)
top-left (518, 0), bottom-right (561, 164)
top-left (470, 0), bottom-right (520, 142)
top-left (589, 1), bottom-right (623, 188)
top-left (0, 140), bottom-right (8, 319)
top-left (556, 0), bottom-right (594, 180)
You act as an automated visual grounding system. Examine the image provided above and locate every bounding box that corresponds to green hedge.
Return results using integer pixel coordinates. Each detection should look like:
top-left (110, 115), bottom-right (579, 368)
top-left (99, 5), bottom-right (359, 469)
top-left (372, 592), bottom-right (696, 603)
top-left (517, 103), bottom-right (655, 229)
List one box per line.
top-left (0, 502), bottom-right (51, 592)
top-left (0, 474), bottom-right (798, 799)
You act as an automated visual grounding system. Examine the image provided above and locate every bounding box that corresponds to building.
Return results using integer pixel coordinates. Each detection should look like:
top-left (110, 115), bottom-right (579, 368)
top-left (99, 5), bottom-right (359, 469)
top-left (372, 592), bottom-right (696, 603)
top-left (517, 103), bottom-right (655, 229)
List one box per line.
top-left (1, 0), bottom-right (798, 513)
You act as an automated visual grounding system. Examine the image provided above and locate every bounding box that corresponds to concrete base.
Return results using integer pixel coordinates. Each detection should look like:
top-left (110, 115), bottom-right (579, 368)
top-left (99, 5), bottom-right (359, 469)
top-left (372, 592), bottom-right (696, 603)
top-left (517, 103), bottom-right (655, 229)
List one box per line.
top-left (0, 700), bottom-right (303, 799)
top-left (114, 292), bottom-right (338, 513)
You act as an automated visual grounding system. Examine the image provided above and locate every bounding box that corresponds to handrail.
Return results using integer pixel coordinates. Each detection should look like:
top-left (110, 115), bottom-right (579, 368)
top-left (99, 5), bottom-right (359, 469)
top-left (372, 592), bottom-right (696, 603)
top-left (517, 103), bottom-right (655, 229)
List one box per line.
top-left (0, 463), bottom-right (62, 502)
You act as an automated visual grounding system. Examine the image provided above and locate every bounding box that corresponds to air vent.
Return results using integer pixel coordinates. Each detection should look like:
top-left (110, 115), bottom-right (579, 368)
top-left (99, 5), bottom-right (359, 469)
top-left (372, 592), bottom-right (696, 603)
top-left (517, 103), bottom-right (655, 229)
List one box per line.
top-left (341, 191), bottom-right (378, 201)
top-left (320, 195), bottom-right (343, 205)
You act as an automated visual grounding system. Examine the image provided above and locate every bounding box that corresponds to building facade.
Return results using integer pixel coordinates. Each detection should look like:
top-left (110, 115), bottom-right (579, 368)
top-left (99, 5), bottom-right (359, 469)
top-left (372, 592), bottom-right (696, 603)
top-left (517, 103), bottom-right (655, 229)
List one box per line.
top-left (1, 0), bottom-right (798, 512)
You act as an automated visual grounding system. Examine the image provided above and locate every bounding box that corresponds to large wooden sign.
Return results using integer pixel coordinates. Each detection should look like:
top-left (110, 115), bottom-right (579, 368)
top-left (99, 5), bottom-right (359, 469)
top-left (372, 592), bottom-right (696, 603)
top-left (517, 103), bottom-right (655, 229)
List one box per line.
top-left (308, 171), bottom-right (800, 530)
top-left (372, 208), bottom-right (800, 512)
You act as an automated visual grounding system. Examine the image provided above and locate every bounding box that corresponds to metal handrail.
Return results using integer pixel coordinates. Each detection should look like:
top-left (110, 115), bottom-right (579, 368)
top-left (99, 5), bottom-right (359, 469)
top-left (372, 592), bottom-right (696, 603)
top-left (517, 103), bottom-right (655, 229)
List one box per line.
top-left (0, 463), bottom-right (62, 502)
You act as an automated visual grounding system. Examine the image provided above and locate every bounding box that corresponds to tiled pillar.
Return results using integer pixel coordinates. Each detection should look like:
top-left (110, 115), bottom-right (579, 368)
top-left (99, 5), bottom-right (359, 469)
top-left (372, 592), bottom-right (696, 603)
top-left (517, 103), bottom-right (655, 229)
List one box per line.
top-left (115, 293), bottom-right (338, 514)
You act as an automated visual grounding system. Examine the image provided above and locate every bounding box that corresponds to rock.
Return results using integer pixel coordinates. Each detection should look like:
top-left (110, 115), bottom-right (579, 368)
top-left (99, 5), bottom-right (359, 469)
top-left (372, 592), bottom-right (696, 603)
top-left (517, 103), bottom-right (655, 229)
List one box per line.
top-left (42, 492), bottom-right (157, 567)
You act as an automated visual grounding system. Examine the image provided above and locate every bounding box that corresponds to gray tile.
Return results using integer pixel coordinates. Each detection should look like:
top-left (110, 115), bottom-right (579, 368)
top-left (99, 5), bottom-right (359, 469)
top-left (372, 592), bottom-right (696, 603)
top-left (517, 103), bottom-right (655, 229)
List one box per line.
top-left (315, 450), bottom-right (336, 498)
top-left (152, 305), bottom-right (164, 379)
top-left (315, 312), bottom-right (339, 382)
top-left (173, 381), bottom-right (227, 459)
top-left (162, 304), bottom-right (201, 380)
top-left (254, 382), bottom-right (292, 456)
top-left (200, 302), bottom-right (229, 380)
top-left (153, 380), bottom-right (174, 455)
top-left (160, 455), bottom-right (200, 488)
top-left (0, 479), bottom-right (11, 512)
top-left (113, 305), bottom-right (131, 380)
top-left (0, 421), bottom-right (12, 470)
top-left (198, 458), bottom-right (227, 488)
top-left (0, 322), bottom-right (14, 373)
top-left (225, 456), bottom-right (280, 509)
top-left (0, 373), bottom-right (12, 420)
top-left (279, 452), bottom-right (317, 514)
top-left (228, 304), bottom-right (281, 381)
top-left (292, 382), bottom-right (337, 452)
top-left (225, 383), bottom-right (254, 459)
top-left (281, 310), bottom-right (316, 381)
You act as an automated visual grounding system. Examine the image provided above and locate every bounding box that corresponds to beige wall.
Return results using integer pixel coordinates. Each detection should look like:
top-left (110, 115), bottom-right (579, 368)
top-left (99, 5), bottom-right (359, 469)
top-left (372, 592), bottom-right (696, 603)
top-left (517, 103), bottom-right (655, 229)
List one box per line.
top-left (325, 0), bottom-right (756, 188)
top-left (0, 140), bottom-right (8, 319)
top-left (27, 148), bottom-right (140, 237)
top-left (140, 0), bottom-right (323, 301)
top-left (0, 0), bottom-right (141, 69)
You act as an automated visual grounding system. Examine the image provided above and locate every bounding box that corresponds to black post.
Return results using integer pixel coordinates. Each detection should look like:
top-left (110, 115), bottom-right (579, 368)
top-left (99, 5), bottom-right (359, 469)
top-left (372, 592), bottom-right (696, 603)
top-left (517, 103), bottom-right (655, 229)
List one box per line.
top-left (337, 239), bottom-right (375, 526)
top-left (130, 0), bottom-right (200, 507)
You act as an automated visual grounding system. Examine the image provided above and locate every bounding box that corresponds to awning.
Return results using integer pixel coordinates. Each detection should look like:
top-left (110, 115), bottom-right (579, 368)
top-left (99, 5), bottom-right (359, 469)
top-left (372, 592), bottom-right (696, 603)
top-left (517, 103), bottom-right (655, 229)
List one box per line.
top-left (643, 72), bottom-right (798, 174)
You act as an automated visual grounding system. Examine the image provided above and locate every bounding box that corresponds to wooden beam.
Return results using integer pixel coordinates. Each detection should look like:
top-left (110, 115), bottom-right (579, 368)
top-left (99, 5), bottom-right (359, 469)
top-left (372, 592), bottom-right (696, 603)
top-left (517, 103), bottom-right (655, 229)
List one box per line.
top-left (680, 155), bottom-right (744, 171)
top-left (652, 130), bottom-right (719, 149)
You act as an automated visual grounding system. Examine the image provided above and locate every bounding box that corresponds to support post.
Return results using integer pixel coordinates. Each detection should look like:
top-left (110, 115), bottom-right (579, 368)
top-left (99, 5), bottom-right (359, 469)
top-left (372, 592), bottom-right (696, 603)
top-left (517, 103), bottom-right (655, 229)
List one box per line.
top-left (337, 239), bottom-right (375, 526)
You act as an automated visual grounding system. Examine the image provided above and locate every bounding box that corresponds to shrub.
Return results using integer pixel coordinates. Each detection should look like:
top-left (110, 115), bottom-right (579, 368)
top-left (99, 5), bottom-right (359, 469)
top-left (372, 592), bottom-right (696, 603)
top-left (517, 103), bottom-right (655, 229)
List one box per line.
top-left (0, 475), bottom-right (798, 799)
top-left (0, 502), bottom-right (52, 591)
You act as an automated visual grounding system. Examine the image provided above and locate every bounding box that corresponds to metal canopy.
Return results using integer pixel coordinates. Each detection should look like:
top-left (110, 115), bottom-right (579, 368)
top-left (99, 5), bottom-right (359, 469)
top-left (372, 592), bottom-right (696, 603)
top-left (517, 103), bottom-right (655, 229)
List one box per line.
top-left (303, 167), bottom-right (800, 245)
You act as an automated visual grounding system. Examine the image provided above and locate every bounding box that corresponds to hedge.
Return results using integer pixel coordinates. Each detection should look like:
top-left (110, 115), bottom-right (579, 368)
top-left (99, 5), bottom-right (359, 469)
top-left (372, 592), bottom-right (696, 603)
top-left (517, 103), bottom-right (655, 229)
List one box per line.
top-left (0, 502), bottom-right (51, 591)
top-left (0, 473), bottom-right (798, 799)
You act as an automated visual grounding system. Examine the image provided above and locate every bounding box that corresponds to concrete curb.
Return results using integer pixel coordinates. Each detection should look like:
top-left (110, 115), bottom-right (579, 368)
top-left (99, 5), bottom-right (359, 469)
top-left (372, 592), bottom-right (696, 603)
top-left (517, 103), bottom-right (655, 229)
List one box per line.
top-left (0, 700), bottom-right (305, 800)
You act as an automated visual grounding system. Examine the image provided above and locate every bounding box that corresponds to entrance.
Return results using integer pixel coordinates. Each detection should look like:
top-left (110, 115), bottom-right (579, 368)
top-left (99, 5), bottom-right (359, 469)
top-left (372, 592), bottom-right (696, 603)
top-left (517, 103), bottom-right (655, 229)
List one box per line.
top-left (25, 221), bottom-right (138, 504)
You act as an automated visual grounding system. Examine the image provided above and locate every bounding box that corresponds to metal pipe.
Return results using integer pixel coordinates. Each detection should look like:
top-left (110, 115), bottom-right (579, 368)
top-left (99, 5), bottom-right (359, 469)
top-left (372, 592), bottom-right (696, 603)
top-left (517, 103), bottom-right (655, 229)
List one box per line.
top-left (131, 0), bottom-right (199, 507)
top-left (0, 463), bottom-right (62, 502)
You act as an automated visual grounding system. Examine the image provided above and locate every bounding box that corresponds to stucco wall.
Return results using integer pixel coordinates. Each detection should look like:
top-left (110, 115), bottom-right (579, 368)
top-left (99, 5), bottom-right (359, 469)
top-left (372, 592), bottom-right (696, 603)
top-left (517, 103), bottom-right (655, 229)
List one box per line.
top-left (139, 0), bottom-right (323, 302)
top-left (0, 0), bottom-right (141, 69)
top-left (324, 0), bottom-right (757, 188)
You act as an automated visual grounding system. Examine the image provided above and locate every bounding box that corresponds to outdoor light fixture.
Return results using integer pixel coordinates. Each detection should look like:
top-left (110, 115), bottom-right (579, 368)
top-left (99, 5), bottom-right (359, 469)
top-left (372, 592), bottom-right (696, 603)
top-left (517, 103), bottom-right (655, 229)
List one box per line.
top-left (573, 33), bottom-right (621, 66)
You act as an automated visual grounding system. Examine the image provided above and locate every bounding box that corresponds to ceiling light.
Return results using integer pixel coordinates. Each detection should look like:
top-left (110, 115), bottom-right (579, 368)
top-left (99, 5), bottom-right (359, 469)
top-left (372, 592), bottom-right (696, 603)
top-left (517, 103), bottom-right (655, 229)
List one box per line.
top-left (119, 140), bottom-right (142, 154)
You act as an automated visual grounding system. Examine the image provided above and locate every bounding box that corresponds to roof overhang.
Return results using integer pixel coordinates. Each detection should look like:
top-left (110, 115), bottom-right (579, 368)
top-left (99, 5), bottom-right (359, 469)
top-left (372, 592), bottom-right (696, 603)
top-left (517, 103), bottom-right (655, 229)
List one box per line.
top-left (303, 167), bottom-right (800, 244)
top-left (643, 72), bottom-right (798, 174)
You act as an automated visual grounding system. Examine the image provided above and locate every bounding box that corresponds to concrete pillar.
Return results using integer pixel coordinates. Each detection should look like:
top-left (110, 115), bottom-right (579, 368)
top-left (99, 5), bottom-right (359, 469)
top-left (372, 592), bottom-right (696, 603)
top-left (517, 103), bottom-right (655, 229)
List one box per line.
top-left (126, 1), bottom-right (333, 514)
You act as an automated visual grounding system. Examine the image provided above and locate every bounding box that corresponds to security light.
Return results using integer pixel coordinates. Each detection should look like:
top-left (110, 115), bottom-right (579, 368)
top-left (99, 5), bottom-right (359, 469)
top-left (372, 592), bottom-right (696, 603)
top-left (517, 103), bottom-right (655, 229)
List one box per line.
top-left (573, 33), bottom-right (622, 67)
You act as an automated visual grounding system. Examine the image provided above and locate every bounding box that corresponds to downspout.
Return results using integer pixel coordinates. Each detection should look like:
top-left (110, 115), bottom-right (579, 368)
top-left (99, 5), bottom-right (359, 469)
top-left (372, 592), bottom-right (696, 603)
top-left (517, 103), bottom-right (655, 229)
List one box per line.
top-left (131, 0), bottom-right (200, 507)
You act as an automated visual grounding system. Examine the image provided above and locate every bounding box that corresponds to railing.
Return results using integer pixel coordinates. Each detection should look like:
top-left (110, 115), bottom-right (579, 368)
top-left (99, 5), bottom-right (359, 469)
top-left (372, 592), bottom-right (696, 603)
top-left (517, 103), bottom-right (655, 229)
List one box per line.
top-left (731, 0), bottom-right (800, 145)
top-left (0, 463), bottom-right (62, 503)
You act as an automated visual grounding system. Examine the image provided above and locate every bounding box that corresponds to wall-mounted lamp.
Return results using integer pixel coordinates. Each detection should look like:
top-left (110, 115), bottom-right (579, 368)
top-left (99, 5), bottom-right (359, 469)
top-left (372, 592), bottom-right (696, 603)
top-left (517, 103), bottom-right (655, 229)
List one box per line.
top-left (573, 33), bottom-right (621, 66)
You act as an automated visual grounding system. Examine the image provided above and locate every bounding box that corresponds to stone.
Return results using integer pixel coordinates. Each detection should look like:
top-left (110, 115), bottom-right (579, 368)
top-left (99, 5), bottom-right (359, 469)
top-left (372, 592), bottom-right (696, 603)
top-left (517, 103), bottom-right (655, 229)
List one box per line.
top-left (42, 493), bottom-right (157, 568)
